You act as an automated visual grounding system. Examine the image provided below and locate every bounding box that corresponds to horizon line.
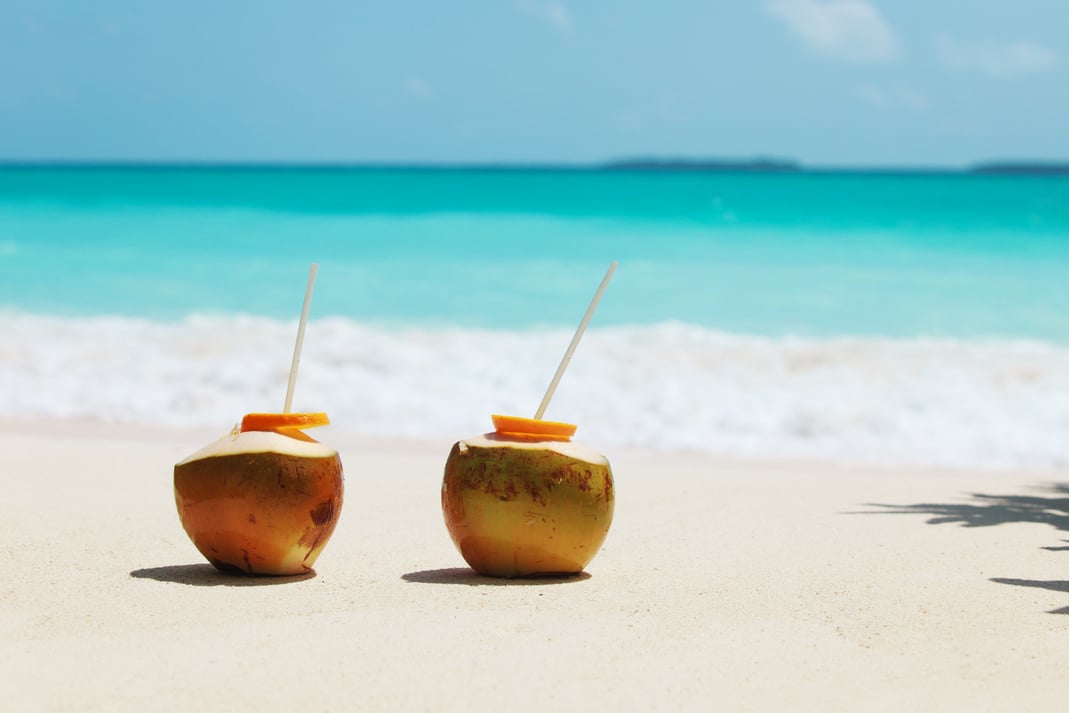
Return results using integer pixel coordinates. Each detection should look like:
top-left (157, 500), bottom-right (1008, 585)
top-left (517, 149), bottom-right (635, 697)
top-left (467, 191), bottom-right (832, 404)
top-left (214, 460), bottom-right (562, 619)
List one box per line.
top-left (2, 158), bottom-right (1069, 175)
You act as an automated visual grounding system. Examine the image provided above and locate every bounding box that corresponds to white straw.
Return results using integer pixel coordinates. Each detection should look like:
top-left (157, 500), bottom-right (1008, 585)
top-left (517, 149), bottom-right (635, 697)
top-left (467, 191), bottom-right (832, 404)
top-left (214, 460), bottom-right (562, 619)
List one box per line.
top-left (283, 263), bottom-right (319, 413)
top-left (534, 261), bottom-right (618, 420)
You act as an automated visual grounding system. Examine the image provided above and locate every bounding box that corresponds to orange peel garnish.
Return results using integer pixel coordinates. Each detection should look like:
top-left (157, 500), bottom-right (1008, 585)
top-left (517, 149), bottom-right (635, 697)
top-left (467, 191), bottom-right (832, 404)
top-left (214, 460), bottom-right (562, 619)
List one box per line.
top-left (491, 414), bottom-right (577, 441)
top-left (240, 412), bottom-right (330, 433)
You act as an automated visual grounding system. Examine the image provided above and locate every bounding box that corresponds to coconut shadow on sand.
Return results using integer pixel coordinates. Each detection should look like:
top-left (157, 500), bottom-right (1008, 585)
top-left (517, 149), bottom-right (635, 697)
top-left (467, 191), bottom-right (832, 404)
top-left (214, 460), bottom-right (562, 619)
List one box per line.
top-left (859, 482), bottom-right (1069, 614)
top-left (402, 567), bottom-right (591, 586)
top-left (130, 563), bottom-right (316, 587)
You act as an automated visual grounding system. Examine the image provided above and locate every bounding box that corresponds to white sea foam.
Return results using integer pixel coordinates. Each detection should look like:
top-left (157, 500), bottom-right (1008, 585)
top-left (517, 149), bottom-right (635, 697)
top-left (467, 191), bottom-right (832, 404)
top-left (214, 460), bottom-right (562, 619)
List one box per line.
top-left (2, 311), bottom-right (1067, 470)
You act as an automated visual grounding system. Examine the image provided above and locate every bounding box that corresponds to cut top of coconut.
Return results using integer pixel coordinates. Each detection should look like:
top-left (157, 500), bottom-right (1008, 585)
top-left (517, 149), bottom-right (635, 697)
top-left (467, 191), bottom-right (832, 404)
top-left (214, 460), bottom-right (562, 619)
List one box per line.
top-left (176, 429), bottom-right (337, 466)
top-left (461, 432), bottom-right (608, 465)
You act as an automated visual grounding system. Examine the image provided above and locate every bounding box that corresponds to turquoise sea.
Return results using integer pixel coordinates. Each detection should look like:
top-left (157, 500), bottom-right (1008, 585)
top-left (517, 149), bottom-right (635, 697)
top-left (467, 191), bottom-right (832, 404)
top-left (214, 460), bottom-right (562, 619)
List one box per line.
top-left (3, 165), bottom-right (1068, 337)
top-left (1, 166), bottom-right (1068, 469)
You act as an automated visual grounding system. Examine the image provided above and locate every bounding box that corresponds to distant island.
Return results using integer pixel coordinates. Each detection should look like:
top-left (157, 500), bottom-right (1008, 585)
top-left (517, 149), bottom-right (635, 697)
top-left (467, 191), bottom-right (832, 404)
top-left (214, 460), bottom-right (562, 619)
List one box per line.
top-left (602, 158), bottom-right (801, 173)
top-left (603, 157), bottom-right (1069, 175)
top-left (969, 162), bottom-right (1069, 176)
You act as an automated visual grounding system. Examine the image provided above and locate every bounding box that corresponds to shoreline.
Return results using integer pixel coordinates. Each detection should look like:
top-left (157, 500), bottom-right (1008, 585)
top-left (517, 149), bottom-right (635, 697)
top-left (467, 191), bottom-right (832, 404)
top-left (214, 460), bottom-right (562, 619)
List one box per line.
top-left (4, 415), bottom-right (1066, 480)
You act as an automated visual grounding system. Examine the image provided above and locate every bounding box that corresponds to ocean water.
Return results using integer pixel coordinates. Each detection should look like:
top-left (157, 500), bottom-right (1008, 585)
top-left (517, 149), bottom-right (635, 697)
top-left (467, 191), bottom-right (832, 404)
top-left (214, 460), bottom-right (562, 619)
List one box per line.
top-left (2, 166), bottom-right (1068, 469)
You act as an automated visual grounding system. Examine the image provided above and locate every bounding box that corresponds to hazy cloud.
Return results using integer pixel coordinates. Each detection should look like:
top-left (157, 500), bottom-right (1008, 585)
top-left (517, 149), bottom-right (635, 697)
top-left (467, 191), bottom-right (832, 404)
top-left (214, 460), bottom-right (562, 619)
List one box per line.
top-left (519, 1), bottom-right (574, 35)
top-left (545, 3), bottom-right (574, 34)
top-left (767, 0), bottom-right (898, 63)
top-left (404, 78), bottom-right (433, 100)
top-left (937, 36), bottom-right (1057, 77)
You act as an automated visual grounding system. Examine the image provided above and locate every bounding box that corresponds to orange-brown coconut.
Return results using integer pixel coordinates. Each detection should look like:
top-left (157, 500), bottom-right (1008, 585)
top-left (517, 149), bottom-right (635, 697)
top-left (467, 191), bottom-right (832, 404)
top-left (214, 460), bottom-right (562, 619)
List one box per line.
top-left (174, 429), bottom-right (343, 576)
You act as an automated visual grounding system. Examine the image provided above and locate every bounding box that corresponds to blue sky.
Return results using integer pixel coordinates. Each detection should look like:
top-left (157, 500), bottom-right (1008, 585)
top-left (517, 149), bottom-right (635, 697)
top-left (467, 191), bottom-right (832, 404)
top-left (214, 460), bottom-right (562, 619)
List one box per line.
top-left (2, 0), bottom-right (1067, 166)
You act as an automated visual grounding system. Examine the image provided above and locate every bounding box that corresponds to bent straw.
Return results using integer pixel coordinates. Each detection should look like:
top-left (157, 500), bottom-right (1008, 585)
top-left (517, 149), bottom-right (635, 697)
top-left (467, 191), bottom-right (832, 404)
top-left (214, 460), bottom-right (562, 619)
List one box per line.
top-left (283, 263), bottom-right (319, 414)
top-left (534, 261), bottom-right (618, 420)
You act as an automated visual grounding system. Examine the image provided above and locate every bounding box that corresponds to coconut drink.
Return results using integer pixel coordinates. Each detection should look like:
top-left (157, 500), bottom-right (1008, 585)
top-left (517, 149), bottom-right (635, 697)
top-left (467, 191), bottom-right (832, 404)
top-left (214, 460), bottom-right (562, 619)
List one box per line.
top-left (442, 262), bottom-right (618, 578)
top-left (443, 416), bottom-right (613, 577)
top-left (174, 413), bottom-right (344, 576)
top-left (173, 265), bottom-right (343, 576)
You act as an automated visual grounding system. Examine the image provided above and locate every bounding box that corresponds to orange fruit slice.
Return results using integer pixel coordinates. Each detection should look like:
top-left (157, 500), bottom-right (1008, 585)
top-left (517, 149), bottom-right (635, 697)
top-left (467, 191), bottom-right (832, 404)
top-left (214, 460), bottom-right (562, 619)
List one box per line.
top-left (240, 412), bottom-right (330, 433)
top-left (491, 414), bottom-right (577, 440)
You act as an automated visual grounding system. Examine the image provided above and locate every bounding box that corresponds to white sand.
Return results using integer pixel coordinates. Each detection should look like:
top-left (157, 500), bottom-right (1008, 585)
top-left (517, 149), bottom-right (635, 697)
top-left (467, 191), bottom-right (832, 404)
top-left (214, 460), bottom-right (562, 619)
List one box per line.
top-left (3, 419), bottom-right (1069, 711)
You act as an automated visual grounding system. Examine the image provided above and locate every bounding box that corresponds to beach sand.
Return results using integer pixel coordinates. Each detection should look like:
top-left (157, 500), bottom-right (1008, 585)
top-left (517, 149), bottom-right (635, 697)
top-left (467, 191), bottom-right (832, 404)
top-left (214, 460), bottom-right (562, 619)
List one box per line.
top-left (3, 419), bottom-right (1069, 711)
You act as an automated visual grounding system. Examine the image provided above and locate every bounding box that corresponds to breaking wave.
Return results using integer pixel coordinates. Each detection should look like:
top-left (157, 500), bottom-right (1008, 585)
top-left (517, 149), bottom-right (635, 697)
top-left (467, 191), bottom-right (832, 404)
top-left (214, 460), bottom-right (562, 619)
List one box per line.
top-left (2, 311), bottom-right (1067, 470)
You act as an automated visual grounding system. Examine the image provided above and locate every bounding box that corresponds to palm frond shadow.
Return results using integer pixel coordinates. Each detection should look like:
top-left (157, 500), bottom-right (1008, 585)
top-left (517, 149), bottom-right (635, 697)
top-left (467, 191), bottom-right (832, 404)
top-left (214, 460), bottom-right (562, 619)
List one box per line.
top-left (860, 482), bottom-right (1069, 614)
top-left (990, 578), bottom-right (1069, 615)
top-left (862, 483), bottom-right (1069, 531)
